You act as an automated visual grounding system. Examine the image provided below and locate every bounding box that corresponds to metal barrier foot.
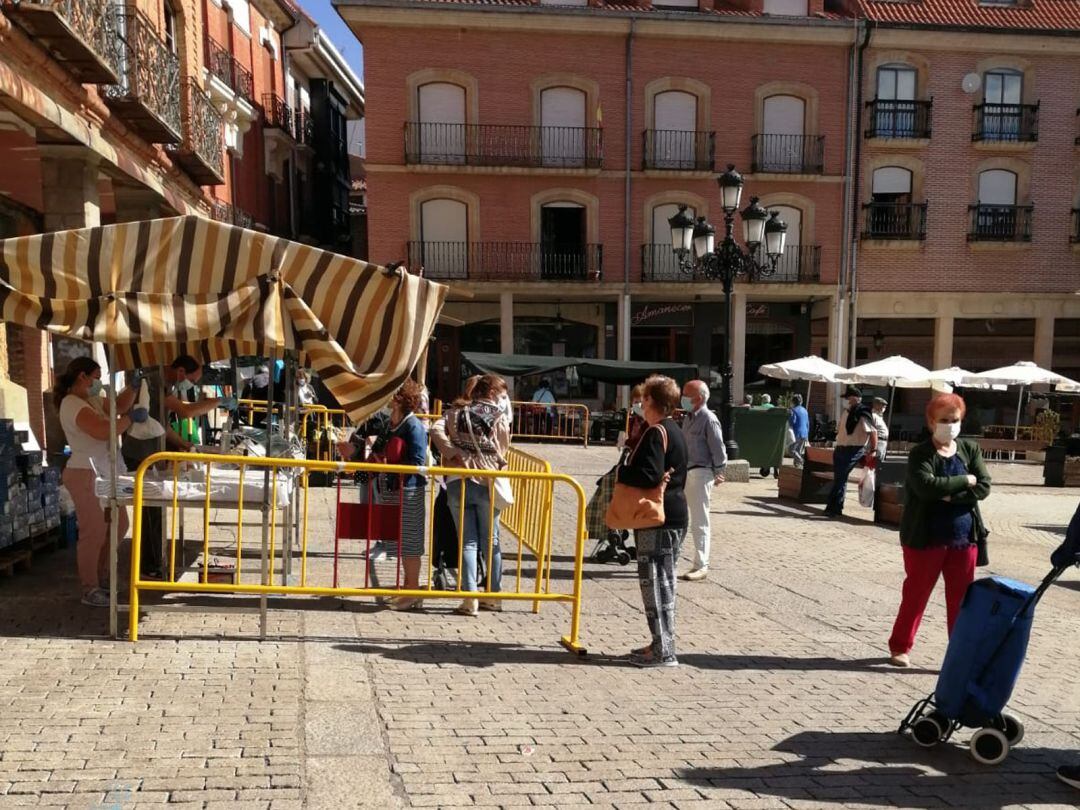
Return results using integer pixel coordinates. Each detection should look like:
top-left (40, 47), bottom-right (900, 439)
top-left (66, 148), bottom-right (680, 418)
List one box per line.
top-left (560, 636), bottom-right (587, 656)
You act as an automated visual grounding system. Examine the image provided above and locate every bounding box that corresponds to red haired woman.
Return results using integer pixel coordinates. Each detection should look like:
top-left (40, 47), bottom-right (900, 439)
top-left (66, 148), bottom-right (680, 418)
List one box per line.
top-left (888, 393), bottom-right (991, 667)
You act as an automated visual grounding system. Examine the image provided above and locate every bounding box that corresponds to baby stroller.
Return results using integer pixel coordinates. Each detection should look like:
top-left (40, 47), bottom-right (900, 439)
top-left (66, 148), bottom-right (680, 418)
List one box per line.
top-left (898, 565), bottom-right (1067, 764)
top-left (585, 453), bottom-right (635, 566)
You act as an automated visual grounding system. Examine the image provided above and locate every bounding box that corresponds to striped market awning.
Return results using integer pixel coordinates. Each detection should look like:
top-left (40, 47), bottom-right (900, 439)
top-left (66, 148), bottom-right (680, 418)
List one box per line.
top-left (0, 216), bottom-right (447, 424)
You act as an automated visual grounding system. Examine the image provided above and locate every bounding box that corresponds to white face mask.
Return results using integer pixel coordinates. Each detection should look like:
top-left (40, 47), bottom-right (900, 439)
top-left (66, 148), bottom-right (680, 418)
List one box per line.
top-left (933, 421), bottom-right (961, 443)
top-left (631, 402), bottom-right (644, 417)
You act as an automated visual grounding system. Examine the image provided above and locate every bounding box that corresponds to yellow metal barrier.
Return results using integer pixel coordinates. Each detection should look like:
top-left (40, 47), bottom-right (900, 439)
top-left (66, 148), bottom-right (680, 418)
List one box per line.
top-left (127, 452), bottom-right (586, 654)
top-left (510, 401), bottom-right (590, 447)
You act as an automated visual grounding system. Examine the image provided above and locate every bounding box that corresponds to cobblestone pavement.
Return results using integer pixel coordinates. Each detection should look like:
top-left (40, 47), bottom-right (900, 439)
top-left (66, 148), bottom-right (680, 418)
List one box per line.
top-left (1, 447), bottom-right (1079, 808)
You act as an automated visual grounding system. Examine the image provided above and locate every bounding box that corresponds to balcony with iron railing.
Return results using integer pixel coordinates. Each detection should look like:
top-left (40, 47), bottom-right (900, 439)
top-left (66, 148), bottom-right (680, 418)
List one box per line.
top-left (639, 244), bottom-right (821, 283)
top-left (263, 94), bottom-right (294, 137)
top-left (861, 202), bottom-right (928, 240)
top-left (103, 6), bottom-right (180, 143)
top-left (751, 134), bottom-right (825, 174)
top-left (1071, 209), bottom-right (1079, 244)
top-left (205, 37), bottom-right (254, 102)
top-left (211, 199), bottom-right (255, 230)
top-left (407, 241), bottom-right (603, 282)
top-left (642, 130), bottom-right (715, 171)
top-left (967, 204), bottom-right (1033, 241)
top-left (404, 122), bottom-right (603, 169)
top-left (972, 103), bottom-right (1039, 143)
top-left (3, 0), bottom-right (121, 83)
top-left (295, 110), bottom-right (315, 146)
top-left (864, 99), bottom-right (933, 139)
top-left (166, 79), bottom-right (224, 185)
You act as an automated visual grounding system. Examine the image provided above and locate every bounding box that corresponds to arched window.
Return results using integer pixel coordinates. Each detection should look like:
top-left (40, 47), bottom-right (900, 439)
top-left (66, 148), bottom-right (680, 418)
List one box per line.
top-left (867, 168), bottom-right (914, 238)
top-left (419, 198), bottom-right (468, 279)
top-left (873, 64), bottom-right (919, 137)
top-left (651, 91), bottom-right (697, 169)
top-left (769, 205), bottom-right (803, 280)
top-left (981, 69), bottom-right (1024, 141)
top-left (974, 169), bottom-right (1020, 240)
top-left (540, 87), bottom-right (587, 167)
top-left (163, 1), bottom-right (178, 53)
top-left (978, 169), bottom-right (1017, 205)
top-left (759, 95), bottom-right (806, 173)
top-left (540, 201), bottom-right (588, 280)
top-left (416, 82), bottom-right (466, 164)
top-left (649, 203), bottom-right (696, 280)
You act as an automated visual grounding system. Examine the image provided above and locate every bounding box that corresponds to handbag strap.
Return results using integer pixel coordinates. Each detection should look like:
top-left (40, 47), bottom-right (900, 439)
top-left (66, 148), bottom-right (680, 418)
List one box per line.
top-left (625, 421), bottom-right (668, 465)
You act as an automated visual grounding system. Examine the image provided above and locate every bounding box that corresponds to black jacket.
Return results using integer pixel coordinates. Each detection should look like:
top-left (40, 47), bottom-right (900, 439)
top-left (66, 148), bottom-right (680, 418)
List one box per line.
top-left (617, 418), bottom-right (688, 530)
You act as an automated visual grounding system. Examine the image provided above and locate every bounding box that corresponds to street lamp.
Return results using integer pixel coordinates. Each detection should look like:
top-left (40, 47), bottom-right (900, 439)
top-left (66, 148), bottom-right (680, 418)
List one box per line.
top-left (668, 164), bottom-right (787, 460)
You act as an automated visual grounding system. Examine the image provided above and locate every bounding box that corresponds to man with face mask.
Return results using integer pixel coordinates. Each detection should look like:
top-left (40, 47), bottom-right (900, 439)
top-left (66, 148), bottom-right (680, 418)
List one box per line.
top-left (825, 386), bottom-right (878, 518)
top-left (679, 380), bottom-right (727, 581)
top-left (164, 355), bottom-right (238, 449)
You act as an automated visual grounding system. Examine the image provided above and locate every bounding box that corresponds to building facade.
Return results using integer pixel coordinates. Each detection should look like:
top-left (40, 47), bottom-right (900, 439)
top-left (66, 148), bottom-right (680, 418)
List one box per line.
top-left (338, 0), bottom-right (1080, 412)
top-left (0, 0), bottom-right (363, 447)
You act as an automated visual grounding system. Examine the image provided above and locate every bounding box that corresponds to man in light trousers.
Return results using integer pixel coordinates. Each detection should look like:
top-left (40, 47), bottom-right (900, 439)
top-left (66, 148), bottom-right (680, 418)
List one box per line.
top-left (679, 380), bottom-right (727, 581)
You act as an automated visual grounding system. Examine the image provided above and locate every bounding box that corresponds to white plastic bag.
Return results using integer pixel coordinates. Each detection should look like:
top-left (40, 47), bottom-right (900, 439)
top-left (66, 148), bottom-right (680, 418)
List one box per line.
top-left (126, 381), bottom-right (165, 440)
top-left (859, 465), bottom-right (876, 508)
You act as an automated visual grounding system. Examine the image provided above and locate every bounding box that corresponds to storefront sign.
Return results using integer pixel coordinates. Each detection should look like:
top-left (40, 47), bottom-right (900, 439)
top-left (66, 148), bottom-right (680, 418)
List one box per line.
top-left (747, 303), bottom-right (770, 318)
top-left (632, 302), bottom-right (693, 328)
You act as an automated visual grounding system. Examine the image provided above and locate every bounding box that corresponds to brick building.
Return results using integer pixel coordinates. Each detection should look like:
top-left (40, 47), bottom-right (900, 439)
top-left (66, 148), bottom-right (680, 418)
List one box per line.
top-left (0, 0), bottom-right (363, 449)
top-left (337, 0), bottom-right (1080, 412)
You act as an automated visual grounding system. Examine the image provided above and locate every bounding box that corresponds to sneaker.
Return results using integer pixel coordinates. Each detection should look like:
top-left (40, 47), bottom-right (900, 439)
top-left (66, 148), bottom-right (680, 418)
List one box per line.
top-left (390, 597), bottom-right (424, 612)
top-left (361, 542), bottom-right (388, 562)
top-left (889, 652), bottom-right (911, 668)
top-left (454, 598), bottom-right (479, 617)
top-left (629, 650), bottom-right (678, 668)
top-left (478, 599), bottom-right (503, 612)
top-left (81, 587), bottom-right (110, 608)
top-left (1057, 764), bottom-right (1080, 790)
top-left (681, 567), bottom-right (708, 582)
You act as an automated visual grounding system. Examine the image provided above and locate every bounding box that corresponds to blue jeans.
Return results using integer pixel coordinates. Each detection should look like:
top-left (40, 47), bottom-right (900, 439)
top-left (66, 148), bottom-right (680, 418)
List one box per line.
top-left (446, 478), bottom-right (502, 593)
top-left (826, 445), bottom-right (866, 514)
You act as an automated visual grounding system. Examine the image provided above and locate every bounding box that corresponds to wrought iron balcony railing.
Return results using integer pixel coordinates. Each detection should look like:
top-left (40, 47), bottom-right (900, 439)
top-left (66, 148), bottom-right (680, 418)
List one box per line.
top-left (1071, 209), bottom-right (1079, 244)
top-left (295, 110), bottom-right (315, 146)
top-left (166, 79), bottom-right (224, 185)
top-left (751, 134), bottom-right (825, 174)
top-left (404, 122), bottom-right (603, 169)
top-left (967, 204), bottom-right (1033, 241)
top-left (864, 99), bottom-right (933, 139)
top-left (407, 241), bottom-right (603, 282)
top-left (211, 200), bottom-right (255, 230)
top-left (861, 202), bottom-right (928, 240)
top-left (972, 103), bottom-right (1039, 142)
top-left (3, 0), bottom-right (121, 83)
top-left (263, 94), bottom-right (294, 137)
top-left (642, 130), bottom-right (715, 171)
top-left (103, 6), bottom-right (181, 143)
top-left (205, 37), bottom-right (253, 102)
top-left (640, 244), bottom-right (821, 283)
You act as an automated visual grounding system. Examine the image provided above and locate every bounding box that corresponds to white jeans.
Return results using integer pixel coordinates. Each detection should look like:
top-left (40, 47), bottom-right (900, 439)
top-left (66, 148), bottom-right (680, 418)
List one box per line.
top-left (685, 468), bottom-right (714, 570)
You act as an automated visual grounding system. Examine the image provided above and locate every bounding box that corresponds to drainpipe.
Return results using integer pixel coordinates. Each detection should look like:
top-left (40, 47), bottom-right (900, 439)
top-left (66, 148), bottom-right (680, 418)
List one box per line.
top-left (618, 19), bottom-right (635, 407)
top-left (846, 20), bottom-right (872, 372)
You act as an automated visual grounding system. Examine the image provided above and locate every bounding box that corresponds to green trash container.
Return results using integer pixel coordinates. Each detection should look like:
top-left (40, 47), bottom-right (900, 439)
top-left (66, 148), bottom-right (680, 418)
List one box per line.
top-left (731, 407), bottom-right (790, 472)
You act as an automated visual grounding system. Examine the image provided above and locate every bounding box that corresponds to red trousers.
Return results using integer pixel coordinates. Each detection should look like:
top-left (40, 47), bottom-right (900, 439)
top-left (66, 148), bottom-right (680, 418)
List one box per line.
top-left (888, 544), bottom-right (977, 656)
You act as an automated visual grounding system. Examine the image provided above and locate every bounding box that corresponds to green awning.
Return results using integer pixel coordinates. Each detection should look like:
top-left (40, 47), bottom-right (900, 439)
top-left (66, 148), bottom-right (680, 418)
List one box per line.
top-left (461, 352), bottom-right (698, 385)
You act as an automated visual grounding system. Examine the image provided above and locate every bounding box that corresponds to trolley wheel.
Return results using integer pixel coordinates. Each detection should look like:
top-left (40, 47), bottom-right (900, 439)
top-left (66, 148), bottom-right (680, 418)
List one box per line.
top-left (760, 467), bottom-right (770, 478)
top-left (616, 550), bottom-right (631, 566)
top-left (999, 713), bottom-right (1025, 746)
top-left (911, 715), bottom-right (945, 748)
top-left (970, 727), bottom-right (1010, 765)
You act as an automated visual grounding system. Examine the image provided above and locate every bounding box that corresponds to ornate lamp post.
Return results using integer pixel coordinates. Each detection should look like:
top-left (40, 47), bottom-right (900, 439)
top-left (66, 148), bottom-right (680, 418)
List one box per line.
top-left (668, 164), bottom-right (787, 459)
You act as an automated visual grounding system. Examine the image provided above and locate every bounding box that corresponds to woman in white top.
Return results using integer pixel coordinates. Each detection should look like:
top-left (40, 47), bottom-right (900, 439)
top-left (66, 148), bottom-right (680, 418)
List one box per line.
top-left (56, 357), bottom-right (143, 607)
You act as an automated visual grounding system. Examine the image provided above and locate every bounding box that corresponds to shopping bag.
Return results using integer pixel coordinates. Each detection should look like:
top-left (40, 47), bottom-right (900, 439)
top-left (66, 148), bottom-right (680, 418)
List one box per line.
top-left (859, 465), bottom-right (876, 508)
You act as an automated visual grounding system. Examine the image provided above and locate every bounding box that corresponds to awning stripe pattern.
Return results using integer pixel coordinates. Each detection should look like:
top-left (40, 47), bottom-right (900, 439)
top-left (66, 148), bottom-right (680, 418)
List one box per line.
top-left (0, 216), bottom-right (447, 424)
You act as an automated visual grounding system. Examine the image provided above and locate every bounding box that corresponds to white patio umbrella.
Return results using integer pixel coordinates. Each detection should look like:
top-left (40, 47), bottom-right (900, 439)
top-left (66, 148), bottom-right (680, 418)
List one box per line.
top-left (925, 366), bottom-right (982, 393)
top-left (757, 355), bottom-right (847, 410)
top-left (835, 355), bottom-right (935, 434)
top-left (963, 361), bottom-right (1080, 439)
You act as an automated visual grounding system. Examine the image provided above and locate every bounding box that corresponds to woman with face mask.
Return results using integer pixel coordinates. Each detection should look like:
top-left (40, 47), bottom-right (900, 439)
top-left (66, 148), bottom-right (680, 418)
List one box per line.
top-left (624, 384), bottom-right (647, 452)
top-left (55, 357), bottom-right (141, 607)
top-left (887, 393), bottom-right (991, 668)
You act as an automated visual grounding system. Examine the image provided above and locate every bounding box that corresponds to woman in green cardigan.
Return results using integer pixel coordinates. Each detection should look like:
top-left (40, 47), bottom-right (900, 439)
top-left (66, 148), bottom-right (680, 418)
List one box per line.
top-left (888, 393), bottom-right (991, 668)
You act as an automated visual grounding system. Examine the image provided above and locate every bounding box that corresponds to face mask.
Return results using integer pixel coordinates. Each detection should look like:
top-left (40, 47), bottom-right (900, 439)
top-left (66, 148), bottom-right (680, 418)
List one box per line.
top-left (934, 421), bottom-right (962, 443)
top-left (87, 379), bottom-right (103, 397)
top-left (631, 402), bottom-right (644, 417)
top-left (680, 396), bottom-right (695, 412)
top-left (175, 379), bottom-right (195, 394)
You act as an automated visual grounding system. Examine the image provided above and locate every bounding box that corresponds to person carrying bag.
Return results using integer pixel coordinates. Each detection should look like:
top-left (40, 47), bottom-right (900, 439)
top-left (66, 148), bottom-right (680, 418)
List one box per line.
top-left (611, 375), bottom-right (688, 668)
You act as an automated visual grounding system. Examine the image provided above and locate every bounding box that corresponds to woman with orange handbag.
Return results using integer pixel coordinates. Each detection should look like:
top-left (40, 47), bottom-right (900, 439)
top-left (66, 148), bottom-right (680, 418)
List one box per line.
top-left (616, 375), bottom-right (688, 668)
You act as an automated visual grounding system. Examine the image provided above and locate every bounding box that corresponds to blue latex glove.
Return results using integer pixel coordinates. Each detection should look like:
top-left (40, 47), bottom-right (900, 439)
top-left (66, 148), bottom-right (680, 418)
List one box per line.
top-left (130, 406), bottom-right (149, 424)
top-left (1051, 503), bottom-right (1080, 567)
top-left (130, 368), bottom-right (146, 386)
top-left (220, 395), bottom-right (239, 411)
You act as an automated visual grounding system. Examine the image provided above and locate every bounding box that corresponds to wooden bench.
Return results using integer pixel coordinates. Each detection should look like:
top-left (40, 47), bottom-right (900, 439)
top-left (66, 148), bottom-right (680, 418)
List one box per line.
top-left (976, 438), bottom-right (1046, 461)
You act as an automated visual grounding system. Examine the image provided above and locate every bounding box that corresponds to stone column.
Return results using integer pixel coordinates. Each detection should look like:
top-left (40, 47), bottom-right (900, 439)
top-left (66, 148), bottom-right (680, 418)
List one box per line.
top-left (113, 185), bottom-right (164, 223)
top-left (933, 315), bottom-right (954, 371)
top-left (31, 145), bottom-right (103, 449)
top-left (730, 291), bottom-right (747, 404)
top-left (499, 291), bottom-right (514, 397)
top-left (1034, 314), bottom-right (1054, 370)
top-left (617, 293), bottom-right (632, 408)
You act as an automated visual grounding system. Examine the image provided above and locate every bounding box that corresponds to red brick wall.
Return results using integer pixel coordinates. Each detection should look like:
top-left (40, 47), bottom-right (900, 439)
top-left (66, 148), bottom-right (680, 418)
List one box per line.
top-left (359, 23), bottom-right (848, 284)
top-left (858, 47), bottom-right (1080, 294)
